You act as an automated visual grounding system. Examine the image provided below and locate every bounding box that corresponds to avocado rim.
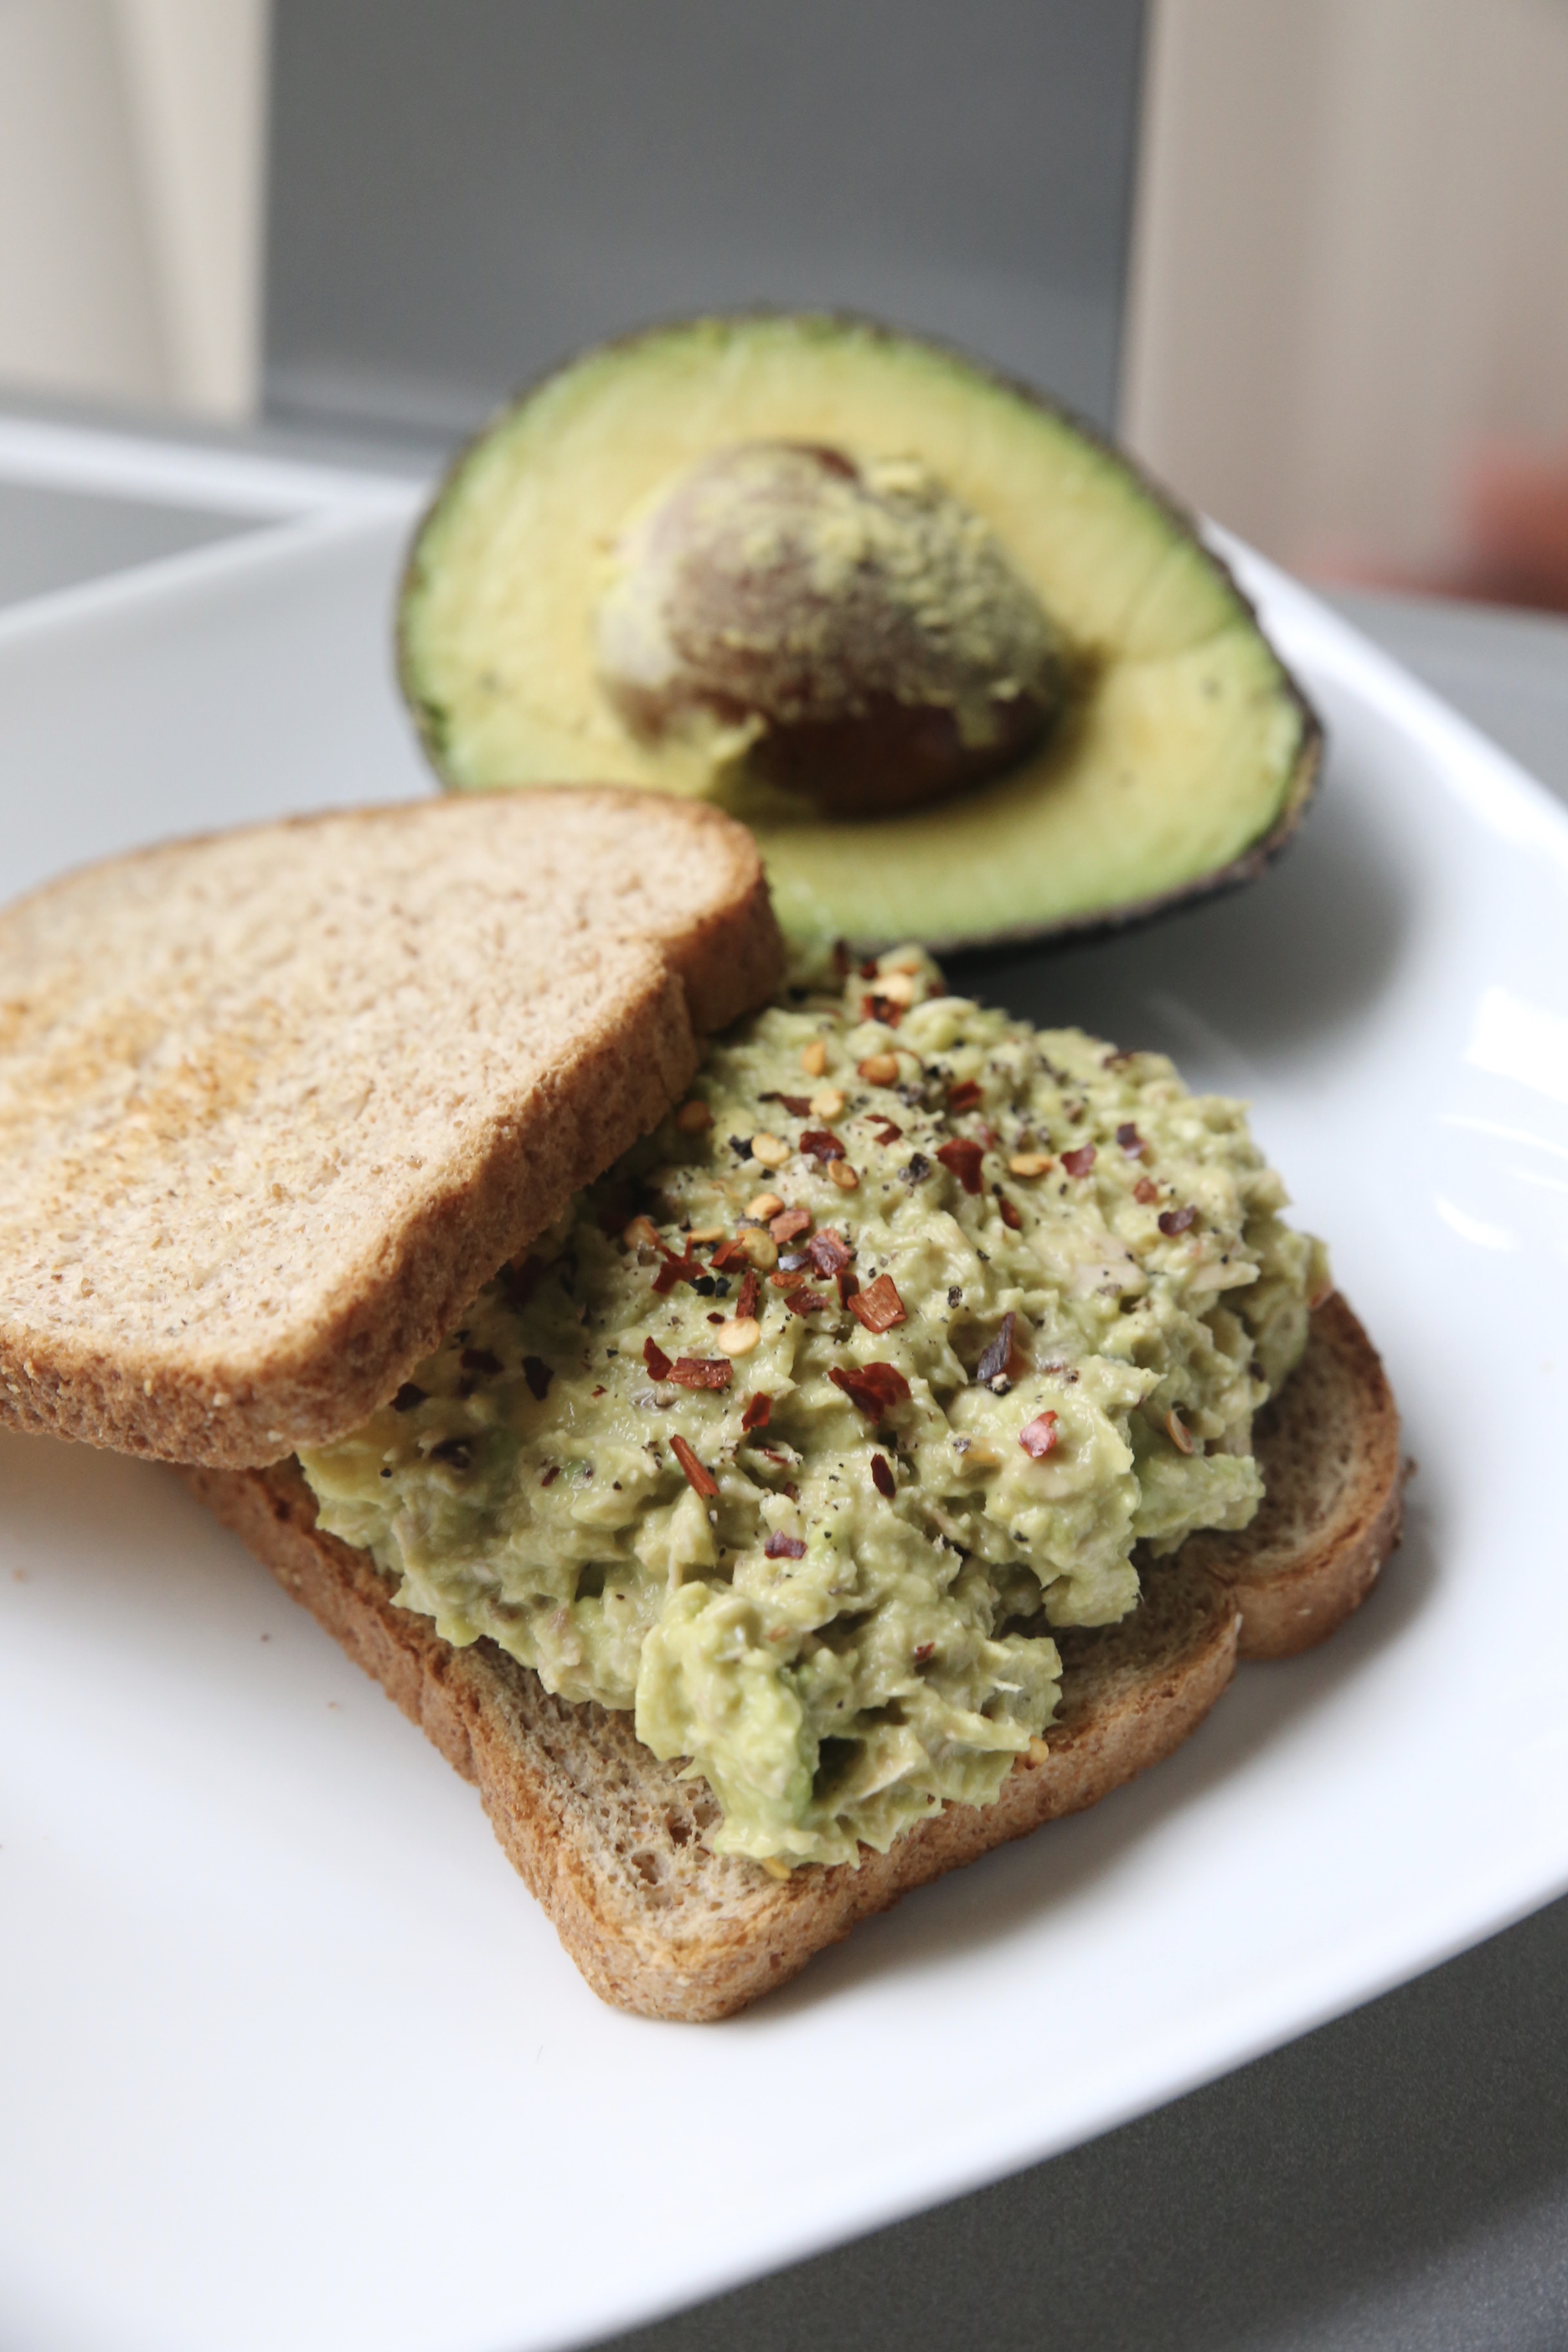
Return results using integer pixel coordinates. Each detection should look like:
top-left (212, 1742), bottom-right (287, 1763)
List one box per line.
top-left (395, 308), bottom-right (1322, 956)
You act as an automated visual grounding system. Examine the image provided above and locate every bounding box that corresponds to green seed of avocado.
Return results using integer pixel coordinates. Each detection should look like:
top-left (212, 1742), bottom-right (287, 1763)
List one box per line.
top-left (594, 440), bottom-right (1068, 819)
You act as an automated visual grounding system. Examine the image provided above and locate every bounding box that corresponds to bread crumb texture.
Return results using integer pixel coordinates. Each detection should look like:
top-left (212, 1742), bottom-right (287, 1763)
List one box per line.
top-left (0, 790), bottom-right (781, 1465)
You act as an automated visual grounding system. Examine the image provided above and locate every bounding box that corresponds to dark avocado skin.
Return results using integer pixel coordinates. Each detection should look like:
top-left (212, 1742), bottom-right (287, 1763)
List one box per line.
top-left (396, 311), bottom-right (1322, 956)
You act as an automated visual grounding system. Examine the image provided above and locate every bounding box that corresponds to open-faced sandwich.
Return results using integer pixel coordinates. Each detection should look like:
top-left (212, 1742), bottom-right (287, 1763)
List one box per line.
top-left (0, 791), bottom-right (1401, 2019)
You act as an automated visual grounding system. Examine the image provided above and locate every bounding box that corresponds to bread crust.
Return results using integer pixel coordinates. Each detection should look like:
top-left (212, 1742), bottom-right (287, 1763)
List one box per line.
top-left (1183, 1293), bottom-right (1404, 1659)
top-left (0, 792), bottom-right (783, 1469)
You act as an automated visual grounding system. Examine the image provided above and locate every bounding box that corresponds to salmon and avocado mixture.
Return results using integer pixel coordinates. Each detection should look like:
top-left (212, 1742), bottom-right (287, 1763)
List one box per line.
top-left (302, 953), bottom-right (1328, 1869)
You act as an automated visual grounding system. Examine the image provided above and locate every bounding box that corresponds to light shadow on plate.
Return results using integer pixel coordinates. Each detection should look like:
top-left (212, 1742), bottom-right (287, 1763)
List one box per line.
top-left (948, 753), bottom-right (1413, 1066)
top-left (749, 1500), bottom-right (1439, 2024)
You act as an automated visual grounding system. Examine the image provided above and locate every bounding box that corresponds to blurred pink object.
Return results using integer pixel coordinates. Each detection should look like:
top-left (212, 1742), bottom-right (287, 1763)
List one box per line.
top-left (1451, 441), bottom-right (1568, 612)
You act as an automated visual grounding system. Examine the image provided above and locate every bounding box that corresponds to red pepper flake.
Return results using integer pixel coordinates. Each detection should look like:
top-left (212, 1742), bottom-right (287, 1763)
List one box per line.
top-left (998, 1195), bottom-right (1023, 1231)
top-left (1116, 1122), bottom-right (1146, 1157)
top-left (1166, 1408), bottom-right (1196, 1456)
top-left (862, 994), bottom-right (903, 1026)
top-left (799, 1128), bottom-right (847, 1163)
top-left (741, 1393), bottom-right (773, 1432)
top-left (830, 1362), bottom-right (912, 1422)
top-left (392, 1382), bottom-right (427, 1413)
top-left (1018, 1411), bottom-right (1060, 1459)
top-left (1061, 1144), bottom-right (1097, 1177)
top-left (858, 957), bottom-right (880, 980)
top-left (652, 1251), bottom-right (703, 1294)
top-left (498, 1255), bottom-right (544, 1311)
top-left (709, 1237), bottom-right (749, 1271)
top-left (1133, 1176), bottom-right (1159, 1206)
top-left (913, 1641), bottom-right (935, 1666)
top-left (975, 1313), bottom-right (1020, 1386)
top-left (759, 1091), bottom-right (812, 1117)
top-left (849, 1273), bottom-right (907, 1333)
top-left (806, 1228), bottom-right (853, 1277)
top-left (522, 1356), bottom-right (553, 1400)
top-left (643, 1336), bottom-right (672, 1380)
top-left (1159, 1204), bottom-right (1197, 1236)
top-left (540, 1464), bottom-right (560, 1487)
top-left (671, 1435), bottom-right (719, 1499)
top-left (837, 1268), bottom-right (860, 1307)
top-left (870, 1453), bottom-right (896, 1499)
top-left (769, 1206), bottom-right (812, 1244)
top-left (670, 1357), bottom-right (732, 1390)
top-left (946, 1079), bottom-right (984, 1115)
top-left (785, 1286), bottom-right (827, 1317)
top-left (591, 1383), bottom-right (607, 1396)
top-left (870, 1118), bottom-right (903, 1146)
top-left (736, 1269), bottom-right (760, 1320)
top-left (461, 1346), bottom-right (502, 1378)
top-left (936, 1137), bottom-right (985, 1194)
top-left (764, 1531), bottom-right (807, 1560)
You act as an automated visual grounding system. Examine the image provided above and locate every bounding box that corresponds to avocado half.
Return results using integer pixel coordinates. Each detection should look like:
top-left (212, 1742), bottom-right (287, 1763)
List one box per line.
top-left (398, 314), bottom-right (1320, 953)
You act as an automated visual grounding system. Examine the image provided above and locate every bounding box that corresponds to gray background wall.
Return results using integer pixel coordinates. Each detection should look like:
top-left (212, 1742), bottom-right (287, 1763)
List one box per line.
top-left (264, 0), bottom-right (1147, 442)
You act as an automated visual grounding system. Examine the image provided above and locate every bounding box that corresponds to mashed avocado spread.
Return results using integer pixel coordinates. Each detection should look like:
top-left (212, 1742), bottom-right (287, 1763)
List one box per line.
top-left (302, 952), bottom-right (1326, 1868)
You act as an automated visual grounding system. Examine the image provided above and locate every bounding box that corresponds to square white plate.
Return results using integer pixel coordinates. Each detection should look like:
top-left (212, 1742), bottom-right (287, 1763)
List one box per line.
top-left (3, 513), bottom-right (1567, 2352)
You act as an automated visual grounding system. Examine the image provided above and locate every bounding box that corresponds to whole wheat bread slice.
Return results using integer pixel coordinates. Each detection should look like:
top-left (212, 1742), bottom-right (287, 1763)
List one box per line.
top-left (0, 790), bottom-right (781, 1469)
top-left (176, 1297), bottom-right (1401, 2022)
top-left (1182, 1291), bottom-right (1404, 1658)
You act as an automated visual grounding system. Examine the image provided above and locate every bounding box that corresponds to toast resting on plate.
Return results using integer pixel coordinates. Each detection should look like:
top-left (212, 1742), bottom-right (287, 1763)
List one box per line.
top-left (180, 1293), bottom-right (1403, 2023)
top-left (0, 790), bottom-right (781, 1468)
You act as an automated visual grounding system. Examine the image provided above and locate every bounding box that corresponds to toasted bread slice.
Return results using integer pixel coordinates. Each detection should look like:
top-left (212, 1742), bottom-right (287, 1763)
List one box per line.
top-left (0, 791), bottom-right (782, 1469)
top-left (1182, 1292), bottom-right (1404, 1658)
top-left (173, 1298), bottom-right (1401, 2020)
top-left (178, 1453), bottom-right (1240, 2022)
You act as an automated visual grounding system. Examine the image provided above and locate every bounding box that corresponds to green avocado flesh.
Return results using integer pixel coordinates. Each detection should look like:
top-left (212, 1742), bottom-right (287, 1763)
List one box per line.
top-left (300, 951), bottom-right (1325, 1869)
top-left (399, 314), bottom-right (1317, 951)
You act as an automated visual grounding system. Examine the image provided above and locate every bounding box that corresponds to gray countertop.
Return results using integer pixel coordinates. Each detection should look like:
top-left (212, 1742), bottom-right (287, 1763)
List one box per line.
top-left (5, 437), bottom-right (1567, 2352)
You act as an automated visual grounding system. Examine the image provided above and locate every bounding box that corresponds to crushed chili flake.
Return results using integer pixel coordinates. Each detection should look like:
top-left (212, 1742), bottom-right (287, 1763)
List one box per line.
top-left (806, 1228), bottom-right (853, 1276)
top-left (975, 1313), bottom-right (1019, 1387)
top-left (460, 1346), bottom-right (501, 1378)
top-left (1159, 1204), bottom-right (1197, 1236)
top-left (1133, 1176), bottom-right (1160, 1206)
top-left (643, 1336), bottom-right (672, 1380)
top-left (998, 1195), bottom-right (1023, 1230)
top-left (736, 1269), bottom-right (760, 1321)
top-left (946, 1079), bottom-right (984, 1114)
top-left (670, 1357), bottom-right (732, 1390)
top-left (830, 1362), bottom-right (912, 1421)
top-left (837, 1268), bottom-right (860, 1306)
top-left (858, 958), bottom-right (880, 980)
top-left (870, 1118), bottom-right (903, 1146)
top-left (709, 1237), bottom-right (748, 1270)
top-left (392, 1382), bottom-right (427, 1413)
top-left (759, 1091), bottom-right (812, 1117)
top-left (870, 1454), bottom-right (896, 1499)
top-left (1061, 1144), bottom-right (1097, 1177)
top-left (540, 1464), bottom-right (560, 1487)
top-left (522, 1357), bottom-right (553, 1401)
top-left (620, 1217), bottom-right (660, 1253)
top-left (862, 993), bottom-right (903, 1026)
top-left (936, 1136), bottom-right (985, 1193)
top-left (784, 1285), bottom-right (827, 1317)
top-left (652, 1250), bottom-right (703, 1293)
top-left (913, 1641), bottom-right (935, 1665)
top-left (1166, 1407), bottom-right (1196, 1456)
top-left (799, 1127), bottom-right (846, 1162)
top-left (741, 1393), bottom-right (773, 1432)
top-left (769, 1206), bottom-right (811, 1244)
top-left (671, 1435), bottom-right (718, 1499)
top-left (1116, 1122), bottom-right (1146, 1156)
top-left (1018, 1411), bottom-right (1060, 1459)
top-left (764, 1532), bottom-right (807, 1560)
top-left (858, 1053), bottom-right (901, 1086)
top-left (849, 1273), bottom-right (906, 1334)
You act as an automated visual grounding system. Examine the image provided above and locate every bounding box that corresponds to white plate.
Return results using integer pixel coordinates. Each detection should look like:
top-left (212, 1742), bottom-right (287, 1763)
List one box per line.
top-left (3, 515), bottom-right (1567, 2352)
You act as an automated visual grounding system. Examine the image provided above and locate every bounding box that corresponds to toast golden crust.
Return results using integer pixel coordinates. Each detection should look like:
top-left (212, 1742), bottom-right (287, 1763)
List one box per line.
top-left (1183, 1292), bottom-right (1404, 1659)
top-left (0, 791), bottom-right (783, 1469)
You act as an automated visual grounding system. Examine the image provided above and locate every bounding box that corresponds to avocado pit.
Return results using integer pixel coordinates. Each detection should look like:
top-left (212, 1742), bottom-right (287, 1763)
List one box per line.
top-left (595, 440), bottom-right (1066, 819)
